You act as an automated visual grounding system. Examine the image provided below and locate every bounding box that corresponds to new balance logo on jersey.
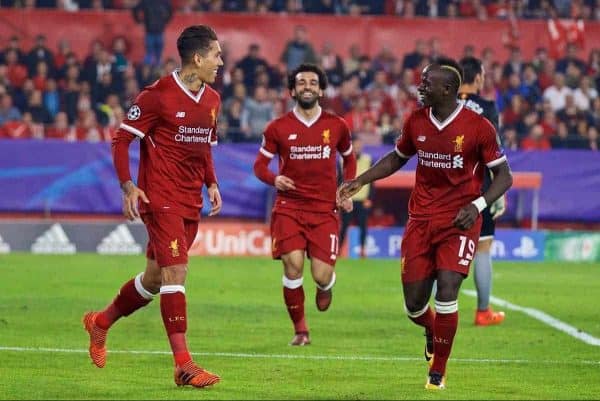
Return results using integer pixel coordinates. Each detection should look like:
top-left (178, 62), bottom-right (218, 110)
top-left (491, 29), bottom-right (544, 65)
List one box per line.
top-left (31, 224), bottom-right (76, 254)
top-left (288, 134), bottom-right (297, 140)
top-left (176, 111), bottom-right (186, 118)
top-left (0, 234), bottom-right (10, 253)
top-left (97, 224), bottom-right (142, 255)
top-left (452, 155), bottom-right (464, 168)
top-left (417, 135), bottom-right (426, 142)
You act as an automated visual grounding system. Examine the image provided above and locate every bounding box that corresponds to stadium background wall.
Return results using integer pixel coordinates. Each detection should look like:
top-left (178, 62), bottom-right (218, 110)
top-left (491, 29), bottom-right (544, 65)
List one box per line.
top-left (1, 9), bottom-right (599, 65)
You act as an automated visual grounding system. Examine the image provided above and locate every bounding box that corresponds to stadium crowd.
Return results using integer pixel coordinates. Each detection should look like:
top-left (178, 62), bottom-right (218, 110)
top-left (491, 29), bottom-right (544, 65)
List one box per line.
top-left (0, 26), bottom-right (599, 150)
top-left (4, 0), bottom-right (600, 20)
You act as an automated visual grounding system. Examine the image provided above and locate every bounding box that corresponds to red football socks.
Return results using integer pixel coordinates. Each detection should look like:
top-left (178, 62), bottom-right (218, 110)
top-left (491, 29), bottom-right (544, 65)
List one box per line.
top-left (283, 286), bottom-right (308, 334)
top-left (431, 311), bottom-right (459, 375)
top-left (408, 305), bottom-right (435, 333)
top-left (95, 278), bottom-right (151, 330)
top-left (161, 291), bottom-right (192, 366)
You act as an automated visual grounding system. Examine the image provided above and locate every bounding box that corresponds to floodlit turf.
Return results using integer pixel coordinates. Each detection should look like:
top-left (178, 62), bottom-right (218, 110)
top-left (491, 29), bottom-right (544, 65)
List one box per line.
top-left (1, 254), bottom-right (599, 400)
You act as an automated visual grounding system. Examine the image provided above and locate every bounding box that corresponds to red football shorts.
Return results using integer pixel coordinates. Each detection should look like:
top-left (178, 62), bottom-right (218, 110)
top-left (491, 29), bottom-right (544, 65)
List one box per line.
top-left (270, 208), bottom-right (340, 266)
top-left (141, 212), bottom-right (198, 267)
top-left (400, 215), bottom-right (482, 283)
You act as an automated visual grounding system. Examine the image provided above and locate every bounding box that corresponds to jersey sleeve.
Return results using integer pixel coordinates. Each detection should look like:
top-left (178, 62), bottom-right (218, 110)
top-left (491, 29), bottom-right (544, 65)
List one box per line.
top-left (119, 87), bottom-right (160, 139)
top-left (478, 117), bottom-right (506, 167)
top-left (394, 113), bottom-right (416, 159)
top-left (337, 118), bottom-right (353, 157)
top-left (259, 121), bottom-right (278, 159)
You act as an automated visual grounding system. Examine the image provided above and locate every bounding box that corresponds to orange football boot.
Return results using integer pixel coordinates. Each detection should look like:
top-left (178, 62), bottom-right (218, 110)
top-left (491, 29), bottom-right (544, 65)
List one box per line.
top-left (475, 308), bottom-right (505, 326)
top-left (83, 311), bottom-right (107, 368)
top-left (174, 361), bottom-right (221, 388)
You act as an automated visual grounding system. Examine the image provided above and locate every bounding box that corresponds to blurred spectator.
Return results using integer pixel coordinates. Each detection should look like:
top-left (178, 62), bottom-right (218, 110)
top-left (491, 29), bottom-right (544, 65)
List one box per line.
top-left (241, 85), bottom-right (274, 141)
top-left (235, 43), bottom-right (270, 91)
top-left (402, 39), bottom-right (427, 70)
top-left (372, 44), bottom-right (396, 74)
top-left (280, 25), bottom-right (317, 72)
top-left (26, 89), bottom-right (53, 124)
top-left (222, 97), bottom-right (244, 142)
top-left (556, 43), bottom-right (586, 74)
top-left (112, 36), bottom-right (130, 73)
top-left (132, 0), bottom-right (173, 67)
top-left (5, 49), bottom-right (28, 89)
top-left (520, 124), bottom-right (551, 150)
top-left (2, 35), bottom-right (26, 65)
top-left (350, 55), bottom-right (374, 89)
top-left (343, 43), bottom-right (362, 76)
top-left (502, 125), bottom-right (519, 150)
top-left (45, 111), bottom-right (73, 139)
top-left (319, 41), bottom-right (344, 87)
top-left (502, 47), bottom-right (524, 78)
top-left (43, 78), bottom-right (61, 119)
top-left (543, 72), bottom-right (573, 111)
top-left (32, 61), bottom-right (49, 91)
top-left (427, 36), bottom-right (445, 61)
top-left (573, 76), bottom-right (598, 111)
top-left (557, 94), bottom-right (590, 133)
top-left (586, 126), bottom-right (599, 151)
top-left (26, 34), bottom-right (55, 77)
top-left (0, 93), bottom-right (22, 125)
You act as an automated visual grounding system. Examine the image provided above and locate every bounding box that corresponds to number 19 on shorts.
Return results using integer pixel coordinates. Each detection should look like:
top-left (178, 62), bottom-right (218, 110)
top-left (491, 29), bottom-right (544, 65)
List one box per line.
top-left (457, 235), bottom-right (475, 266)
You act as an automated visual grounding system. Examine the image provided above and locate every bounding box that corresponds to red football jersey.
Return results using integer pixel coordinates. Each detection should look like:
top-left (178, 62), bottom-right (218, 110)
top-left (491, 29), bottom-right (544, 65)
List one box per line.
top-left (395, 103), bottom-right (506, 219)
top-left (260, 107), bottom-right (353, 212)
top-left (119, 70), bottom-right (220, 220)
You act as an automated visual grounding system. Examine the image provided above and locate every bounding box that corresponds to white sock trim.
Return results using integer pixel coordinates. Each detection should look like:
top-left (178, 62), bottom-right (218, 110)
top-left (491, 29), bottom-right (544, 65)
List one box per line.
top-left (159, 285), bottom-right (186, 294)
top-left (435, 299), bottom-right (458, 314)
top-left (405, 303), bottom-right (430, 318)
top-left (282, 276), bottom-right (303, 289)
top-left (134, 272), bottom-right (155, 300)
top-left (316, 272), bottom-right (336, 291)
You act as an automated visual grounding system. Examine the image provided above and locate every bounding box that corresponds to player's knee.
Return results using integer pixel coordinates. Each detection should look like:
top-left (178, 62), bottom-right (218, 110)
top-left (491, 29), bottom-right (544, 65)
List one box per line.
top-left (140, 272), bottom-right (161, 295)
top-left (404, 299), bottom-right (429, 315)
top-left (315, 271), bottom-right (336, 290)
top-left (160, 264), bottom-right (188, 285)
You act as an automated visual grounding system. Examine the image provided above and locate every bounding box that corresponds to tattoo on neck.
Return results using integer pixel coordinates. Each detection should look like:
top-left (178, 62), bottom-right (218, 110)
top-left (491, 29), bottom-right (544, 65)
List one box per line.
top-left (181, 73), bottom-right (198, 85)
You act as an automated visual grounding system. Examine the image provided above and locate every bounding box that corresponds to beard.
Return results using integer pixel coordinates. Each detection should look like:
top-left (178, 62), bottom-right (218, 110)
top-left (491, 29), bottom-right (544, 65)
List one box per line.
top-left (295, 92), bottom-right (319, 109)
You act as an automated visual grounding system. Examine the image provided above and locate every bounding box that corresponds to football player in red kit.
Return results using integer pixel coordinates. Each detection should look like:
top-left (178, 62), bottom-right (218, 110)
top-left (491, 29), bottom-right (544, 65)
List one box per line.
top-left (338, 57), bottom-right (512, 389)
top-left (254, 63), bottom-right (357, 346)
top-left (83, 25), bottom-right (223, 388)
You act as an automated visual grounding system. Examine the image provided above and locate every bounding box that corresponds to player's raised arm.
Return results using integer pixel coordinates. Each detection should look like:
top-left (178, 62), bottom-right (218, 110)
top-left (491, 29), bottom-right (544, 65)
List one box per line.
top-left (337, 150), bottom-right (408, 204)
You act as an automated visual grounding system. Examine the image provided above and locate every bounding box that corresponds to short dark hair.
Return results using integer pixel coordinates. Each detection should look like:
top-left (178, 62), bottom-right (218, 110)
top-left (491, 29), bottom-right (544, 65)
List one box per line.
top-left (287, 63), bottom-right (328, 91)
top-left (459, 56), bottom-right (483, 85)
top-left (435, 56), bottom-right (463, 92)
top-left (177, 25), bottom-right (218, 64)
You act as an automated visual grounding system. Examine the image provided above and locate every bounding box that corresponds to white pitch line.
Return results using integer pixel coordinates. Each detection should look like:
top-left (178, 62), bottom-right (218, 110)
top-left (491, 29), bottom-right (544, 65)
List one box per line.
top-left (0, 346), bottom-right (598, 366)
top-left (462, 289), bottom-right (600, 346)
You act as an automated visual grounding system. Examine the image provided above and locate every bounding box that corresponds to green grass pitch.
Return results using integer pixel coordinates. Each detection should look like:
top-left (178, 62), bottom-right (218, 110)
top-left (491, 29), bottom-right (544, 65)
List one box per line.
top-left (1, 254), bottom-right (599, 399)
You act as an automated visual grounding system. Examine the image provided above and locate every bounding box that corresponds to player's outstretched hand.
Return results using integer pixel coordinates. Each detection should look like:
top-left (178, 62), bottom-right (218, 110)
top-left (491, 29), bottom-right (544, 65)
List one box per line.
top-left (490, 195), bottom-right (507, 220)
top-left (207, 184), bottom-right (222, 216)
top-left (337, 180), bottom-right (362, 205)
top-left (340, 198), bottom-right (353, 213)
top-left (121, 181), bottom-right (149, 221)
top-left (452, 204), bottom-right (479, 231)
top-left (274, 175), bottom-right (296, 191)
